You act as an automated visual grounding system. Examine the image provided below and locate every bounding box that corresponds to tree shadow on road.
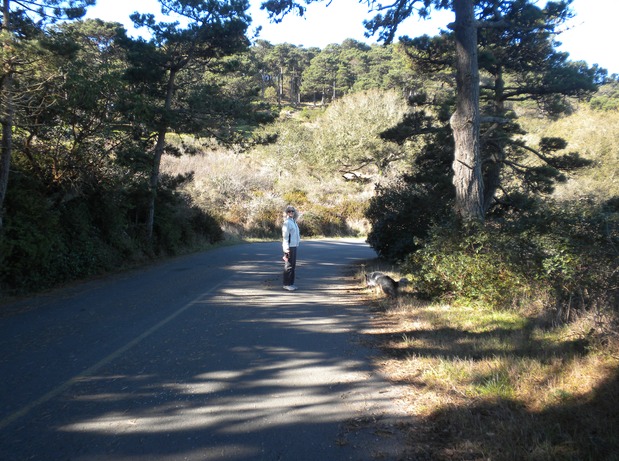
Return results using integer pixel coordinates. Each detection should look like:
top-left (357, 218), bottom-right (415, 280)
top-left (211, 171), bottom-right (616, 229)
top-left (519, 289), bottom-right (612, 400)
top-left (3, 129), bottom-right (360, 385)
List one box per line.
top-left (0, 254), bottom-right (411, 461)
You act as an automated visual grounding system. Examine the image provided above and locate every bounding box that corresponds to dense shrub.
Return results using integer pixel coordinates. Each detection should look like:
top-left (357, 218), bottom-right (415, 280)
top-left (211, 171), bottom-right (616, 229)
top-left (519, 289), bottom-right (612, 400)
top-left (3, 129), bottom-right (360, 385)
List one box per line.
top-left (0, 179), bottom-right (127, 292)
top-left (588, 82), bottom-right (619, 111)
top-left (0, 174), bottom-right (68, 291)
top-left (405, 222), bottom-right (532, 308)
top-left (0, 170), bottom-right (223, 296)
top-left (509, 199), bottom-right (619, 318)
top-left (366, 130), bottom-right (454, 261)
top-left (298, 209), bottom-right (351, 237)
top-left (405, 200), bottom-right (618, 315)
top-left (153, 174), bottom-right (224, 252)
top-left (366, 178), bottom-right (436, 260)
top-left (154, 198), bottom-right (223, 252)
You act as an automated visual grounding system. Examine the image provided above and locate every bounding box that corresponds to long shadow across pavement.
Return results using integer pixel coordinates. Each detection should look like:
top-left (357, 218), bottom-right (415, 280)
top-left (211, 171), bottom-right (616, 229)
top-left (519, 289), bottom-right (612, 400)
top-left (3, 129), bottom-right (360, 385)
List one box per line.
top-left (0, 239), bottom-right (410, 460)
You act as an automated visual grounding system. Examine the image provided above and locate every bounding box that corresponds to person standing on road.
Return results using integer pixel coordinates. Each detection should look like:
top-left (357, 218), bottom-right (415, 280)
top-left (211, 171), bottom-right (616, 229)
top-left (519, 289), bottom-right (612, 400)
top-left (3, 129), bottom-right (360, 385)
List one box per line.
top-left (282, 205), bottom-right (300, 291)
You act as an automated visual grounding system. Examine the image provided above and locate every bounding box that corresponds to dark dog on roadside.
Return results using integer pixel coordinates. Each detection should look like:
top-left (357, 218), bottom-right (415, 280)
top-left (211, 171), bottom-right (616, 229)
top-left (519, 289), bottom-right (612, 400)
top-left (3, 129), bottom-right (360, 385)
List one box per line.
top-left (365, 271), bottom-right (408, 298)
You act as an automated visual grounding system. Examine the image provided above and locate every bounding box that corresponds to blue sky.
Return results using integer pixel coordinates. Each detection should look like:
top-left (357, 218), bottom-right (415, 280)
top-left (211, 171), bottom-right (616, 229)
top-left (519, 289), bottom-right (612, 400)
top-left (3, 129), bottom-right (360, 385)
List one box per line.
top-left (85, 0), bottom-right (618, 75)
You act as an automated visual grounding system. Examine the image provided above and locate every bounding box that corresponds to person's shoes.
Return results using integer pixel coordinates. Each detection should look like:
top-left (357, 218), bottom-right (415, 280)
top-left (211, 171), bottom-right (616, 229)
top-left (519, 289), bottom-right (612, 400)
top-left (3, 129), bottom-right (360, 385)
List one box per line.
top-left (283, 285), bottom-right (298, 291)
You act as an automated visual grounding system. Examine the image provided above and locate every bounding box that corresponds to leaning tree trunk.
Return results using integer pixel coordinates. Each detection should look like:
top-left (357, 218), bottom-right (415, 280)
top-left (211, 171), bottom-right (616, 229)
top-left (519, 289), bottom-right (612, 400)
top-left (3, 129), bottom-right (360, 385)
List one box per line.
top-left (146, 68), bottom-right (177, 241)
top-left (450, 0), bottom-right (484, 222)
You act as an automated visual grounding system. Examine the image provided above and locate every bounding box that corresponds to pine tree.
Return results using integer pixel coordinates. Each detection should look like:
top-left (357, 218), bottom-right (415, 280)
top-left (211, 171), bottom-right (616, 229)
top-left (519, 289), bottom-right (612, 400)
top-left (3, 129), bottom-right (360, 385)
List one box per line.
top-left (260, 0), bottom-right (602, 222)
top-left (122, 0), bottom-right (251, 241)
top-left (0, 0), bottom-right (94, 230)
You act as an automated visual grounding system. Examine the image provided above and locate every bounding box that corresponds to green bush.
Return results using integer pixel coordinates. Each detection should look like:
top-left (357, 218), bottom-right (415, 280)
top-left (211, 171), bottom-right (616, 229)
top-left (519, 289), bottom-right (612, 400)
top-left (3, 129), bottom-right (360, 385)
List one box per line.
top-left (511, 200), bottom-right (619, 317)
top-left (405, 200), bottom-right (618, 315)
top-left (405, 222), bottom-right (530, 308)
top-left (366, 175), bottom-right (453, 261)
top-left (0, 175), bottom-right (67, 291)
top-left (588, 82), bottom-right (619, 111)
top-left (0, 176), bottom-right (127, 292)
top-left (298, 208), bottom-right (352, 237)
top-left (365, 129), bottom-right (454, 261)
top-left (154, 176), bottom-right (224, 253)
top-left (0, 170), bottom-right (223, 296)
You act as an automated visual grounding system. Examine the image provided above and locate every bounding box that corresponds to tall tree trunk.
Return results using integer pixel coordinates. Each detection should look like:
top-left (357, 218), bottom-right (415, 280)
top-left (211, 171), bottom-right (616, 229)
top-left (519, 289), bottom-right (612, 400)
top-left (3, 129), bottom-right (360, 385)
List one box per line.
top-left (290, 69), bottom-right (300, 106)
top-left (278, 66), bottom-right (283, 107)
top-left (450, 0), bottom-right (484, 222)
top-left (0, 0), bottom-right (14, 231)
top-left (483, 66), bottom-right (506, 212)
top-left (146, 68), bottom-right (176, 241)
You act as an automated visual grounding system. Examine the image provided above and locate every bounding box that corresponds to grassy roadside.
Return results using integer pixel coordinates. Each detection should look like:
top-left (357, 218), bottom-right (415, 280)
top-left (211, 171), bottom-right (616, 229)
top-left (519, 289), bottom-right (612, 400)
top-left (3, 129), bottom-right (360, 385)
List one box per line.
top-left (358, 269), bottom-right (619, 461)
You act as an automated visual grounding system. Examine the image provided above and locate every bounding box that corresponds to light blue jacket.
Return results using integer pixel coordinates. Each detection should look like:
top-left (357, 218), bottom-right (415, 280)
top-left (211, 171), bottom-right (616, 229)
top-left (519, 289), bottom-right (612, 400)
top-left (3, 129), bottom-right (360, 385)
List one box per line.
top-left (282, 217), bottom-right (300, 252)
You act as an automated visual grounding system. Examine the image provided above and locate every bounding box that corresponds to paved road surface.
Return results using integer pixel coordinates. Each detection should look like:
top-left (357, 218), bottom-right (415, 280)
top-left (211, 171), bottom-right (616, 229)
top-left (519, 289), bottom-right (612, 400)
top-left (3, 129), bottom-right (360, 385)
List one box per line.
top-left (0, 239), bottom-right (409, 460)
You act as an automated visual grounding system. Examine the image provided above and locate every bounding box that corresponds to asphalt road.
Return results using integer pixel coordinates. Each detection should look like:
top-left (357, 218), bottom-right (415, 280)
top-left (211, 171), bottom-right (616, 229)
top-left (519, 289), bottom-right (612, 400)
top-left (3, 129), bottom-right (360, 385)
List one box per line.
top-left (0, 238), bottom-right (409, 461)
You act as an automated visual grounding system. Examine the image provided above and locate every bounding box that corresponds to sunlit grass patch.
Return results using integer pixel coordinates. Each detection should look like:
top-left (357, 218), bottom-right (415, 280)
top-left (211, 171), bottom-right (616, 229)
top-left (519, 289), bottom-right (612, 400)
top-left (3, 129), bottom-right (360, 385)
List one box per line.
top-left (472, 365), bottom-right (516, 399)
top-left (416, 302), bottom-right (527, 332)
top-left (421, 355), bottom-right (474, 388)
top-left (369, 293), bottom-right (619, 460)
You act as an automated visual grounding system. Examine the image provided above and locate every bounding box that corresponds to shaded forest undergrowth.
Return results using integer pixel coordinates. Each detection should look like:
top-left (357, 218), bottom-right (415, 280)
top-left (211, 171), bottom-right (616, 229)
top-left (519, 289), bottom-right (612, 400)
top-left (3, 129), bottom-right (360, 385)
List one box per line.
top-left (358, 264), bottom-right (619, 461)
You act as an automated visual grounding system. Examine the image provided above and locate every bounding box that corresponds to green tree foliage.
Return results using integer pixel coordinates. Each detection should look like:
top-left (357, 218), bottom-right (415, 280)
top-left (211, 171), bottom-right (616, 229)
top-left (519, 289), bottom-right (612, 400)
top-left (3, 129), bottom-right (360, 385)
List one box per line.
top-left (365, 0), bottom-right (601, 263)
top-left (201, 51), bottom-right (276, 128)
top-left (366, 127), bottom-right (454, 260)
top-left (123, 0), bottom-right (252, 240)
top-left (299, 40), bottom-right (411, 104)
top-left (15, 19), bottom-right (130, 194)
top-left (264, 42), bottom-right (309, 105)
top-left (243, 39), bottom-right (421, 106)
top-left (353, 43), bottom-right (415, 93)
top-left (311, 89), bottom-right (414, 178)
top-left (300, 43), bottom-right (343, 104)
top-left (247, 40), bottom-right (319, 106)
top-left (0, 0), bottom-right (94, 230)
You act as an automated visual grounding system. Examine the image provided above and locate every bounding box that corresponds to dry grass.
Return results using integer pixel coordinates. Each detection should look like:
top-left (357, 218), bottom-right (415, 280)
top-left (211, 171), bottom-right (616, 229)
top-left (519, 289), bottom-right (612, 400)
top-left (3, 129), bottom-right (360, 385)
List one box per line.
top-left (520, 106), bottom-right (619, 201)
top-left (358, 269), bottom-right (619, 461)
top-left (160, 138), bottom-right (373, 239)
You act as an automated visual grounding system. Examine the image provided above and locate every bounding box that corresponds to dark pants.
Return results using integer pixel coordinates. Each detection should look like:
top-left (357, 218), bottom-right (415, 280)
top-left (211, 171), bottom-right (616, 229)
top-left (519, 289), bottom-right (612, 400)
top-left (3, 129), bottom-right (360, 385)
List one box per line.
top-left (283, 246), bottom-right (298, 286)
